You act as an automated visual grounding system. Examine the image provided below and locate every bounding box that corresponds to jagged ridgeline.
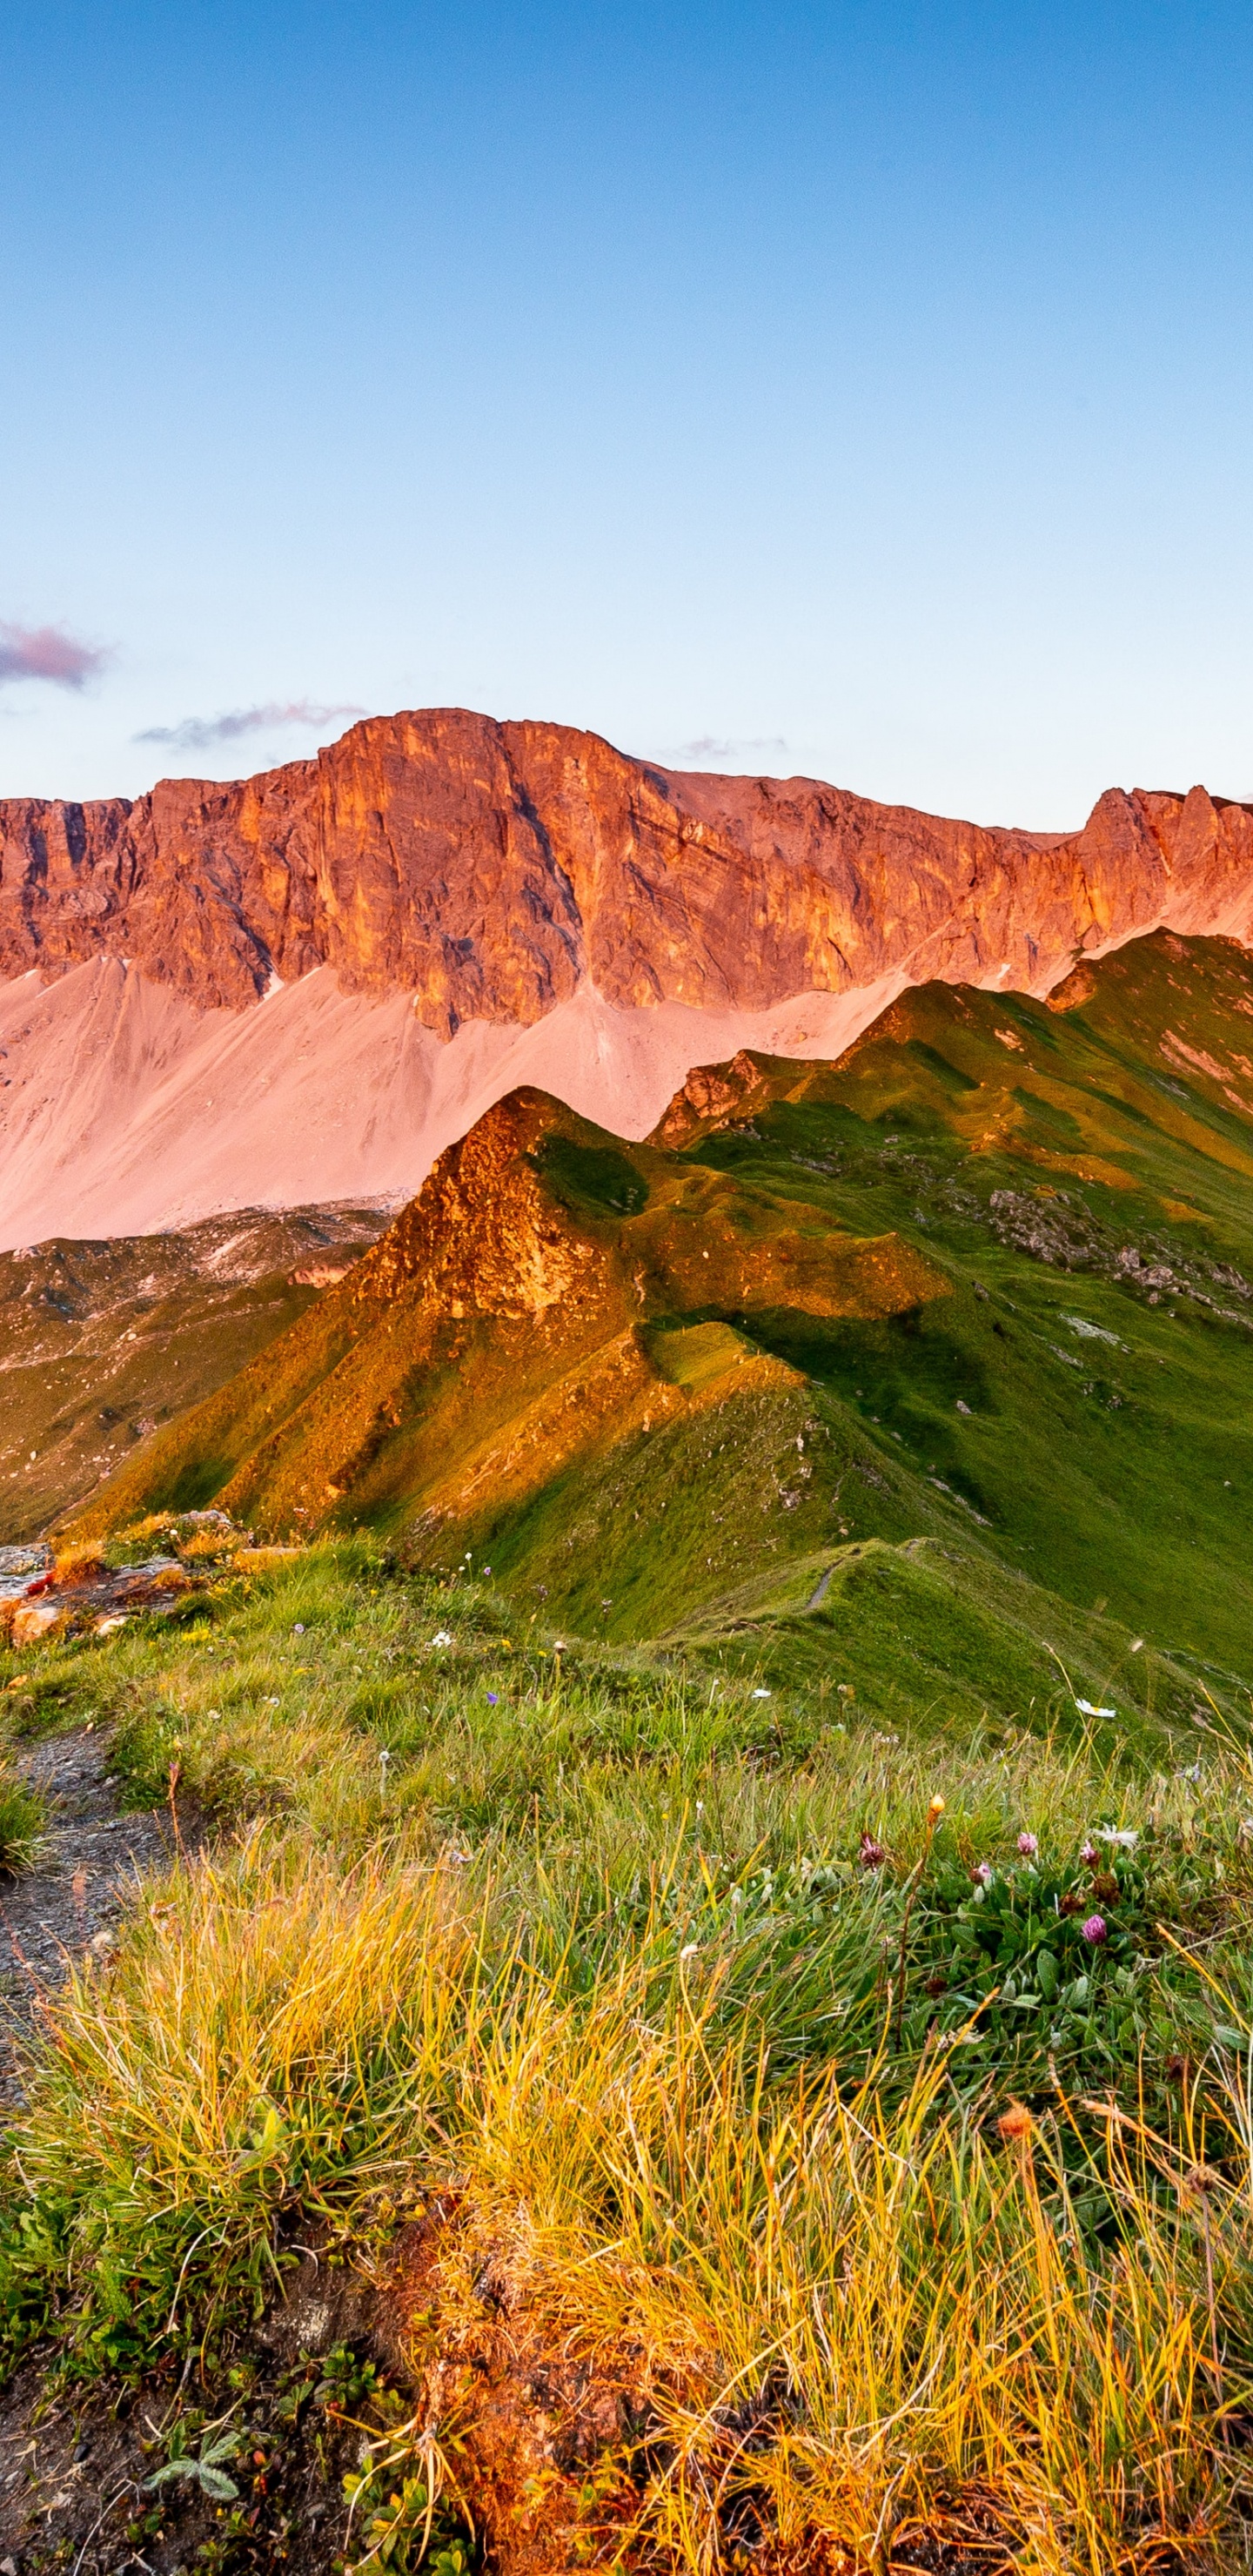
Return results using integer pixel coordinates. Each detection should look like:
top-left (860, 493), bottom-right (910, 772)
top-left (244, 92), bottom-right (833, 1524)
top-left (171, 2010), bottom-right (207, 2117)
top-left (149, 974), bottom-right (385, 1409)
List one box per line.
top-left (68, 928), bottom-right (1253, 1727)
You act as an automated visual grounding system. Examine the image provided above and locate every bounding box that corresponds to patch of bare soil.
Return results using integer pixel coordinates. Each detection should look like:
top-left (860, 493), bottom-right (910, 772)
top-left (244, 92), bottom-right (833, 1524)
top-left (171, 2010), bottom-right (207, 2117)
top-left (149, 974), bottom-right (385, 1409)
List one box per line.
top-left (0, 2178), bottom-right (1029, 2576)
top-left (0, 2257), bottom-right (397, 2573)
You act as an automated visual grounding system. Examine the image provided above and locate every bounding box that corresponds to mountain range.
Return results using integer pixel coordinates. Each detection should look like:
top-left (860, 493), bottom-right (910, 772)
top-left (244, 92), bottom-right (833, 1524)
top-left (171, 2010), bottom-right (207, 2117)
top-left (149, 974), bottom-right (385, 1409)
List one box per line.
top-left (3, 708), bottom-right (1251, 1245)
top-left (4, 705), bottom-right (1253, 1722)
top-left (7, 716), bottom-right (1253, 2566)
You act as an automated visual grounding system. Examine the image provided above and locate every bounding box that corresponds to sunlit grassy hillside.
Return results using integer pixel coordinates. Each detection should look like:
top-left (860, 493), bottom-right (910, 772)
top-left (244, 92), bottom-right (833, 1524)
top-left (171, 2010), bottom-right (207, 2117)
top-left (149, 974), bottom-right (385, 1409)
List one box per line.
top-left (70, 931), bottom-right (1253, 1733)
top-left (9, 930), bottom-right (1253, 2567)
top-left (3, 1537), bottom-right (1253, 2569)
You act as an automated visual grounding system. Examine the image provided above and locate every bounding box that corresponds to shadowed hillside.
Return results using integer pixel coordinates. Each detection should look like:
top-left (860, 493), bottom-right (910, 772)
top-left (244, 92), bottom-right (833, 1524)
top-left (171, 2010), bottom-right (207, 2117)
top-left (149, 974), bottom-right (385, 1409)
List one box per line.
top-left (0, 1200), bottom-right (389, 1540)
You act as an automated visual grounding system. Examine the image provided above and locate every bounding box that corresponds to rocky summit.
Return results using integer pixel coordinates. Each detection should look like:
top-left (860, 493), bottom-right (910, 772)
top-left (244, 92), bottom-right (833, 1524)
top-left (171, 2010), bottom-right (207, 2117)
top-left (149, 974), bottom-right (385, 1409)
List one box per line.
top-left (3, 708), bottom-right (1253, 1025)
top-left (3, 708), bottom-right (1252, 1249)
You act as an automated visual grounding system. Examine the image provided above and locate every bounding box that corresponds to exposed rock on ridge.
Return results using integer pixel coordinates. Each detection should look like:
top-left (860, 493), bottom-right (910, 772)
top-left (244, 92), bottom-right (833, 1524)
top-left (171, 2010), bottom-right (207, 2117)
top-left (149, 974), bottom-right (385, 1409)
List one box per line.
top-left (3, 709), bottom-right (1253, 1032)
top-left (70, 1088), bottom-right (946, 1545)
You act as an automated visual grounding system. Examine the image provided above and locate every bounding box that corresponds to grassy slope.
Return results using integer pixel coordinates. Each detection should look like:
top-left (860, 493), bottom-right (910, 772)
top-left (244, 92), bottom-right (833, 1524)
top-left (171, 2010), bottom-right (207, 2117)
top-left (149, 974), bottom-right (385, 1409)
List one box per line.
top-left (3, 1541), bottom-right (1253, 2567)
top-left (70, 933), bottom-right (1253, 1770)
top-left (10, 918), bottom-right (1253, 2564)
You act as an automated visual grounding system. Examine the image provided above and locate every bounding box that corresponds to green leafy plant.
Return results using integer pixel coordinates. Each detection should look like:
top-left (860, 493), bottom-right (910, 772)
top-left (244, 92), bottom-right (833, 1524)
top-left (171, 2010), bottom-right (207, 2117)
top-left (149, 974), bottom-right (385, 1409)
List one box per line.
top-left (145, 2424), bottom-right (242, 2502)
top-left (317, 2339), bottom-right (401, 2418)
top-left (345, 2464), bottom-right (472, 2576)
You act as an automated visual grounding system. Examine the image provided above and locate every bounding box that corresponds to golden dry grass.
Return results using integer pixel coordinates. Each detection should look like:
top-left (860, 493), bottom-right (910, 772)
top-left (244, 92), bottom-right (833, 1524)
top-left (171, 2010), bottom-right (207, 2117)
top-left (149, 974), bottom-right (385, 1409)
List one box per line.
top-left (7, 1831), bottom-right (1252, 2570)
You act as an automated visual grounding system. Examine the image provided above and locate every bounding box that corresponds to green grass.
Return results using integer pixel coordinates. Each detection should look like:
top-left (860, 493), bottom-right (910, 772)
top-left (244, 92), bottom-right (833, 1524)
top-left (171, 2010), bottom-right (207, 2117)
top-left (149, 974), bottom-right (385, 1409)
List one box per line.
top-left (67, 936), bottom-right (1253, 1742)
top-left (2, 1549), bottom-right (1253, 2565)
top-left (3, 1548), bottom-right (1253, 2563)
top-left (0, 1758), bottom-right (43, 1871)
top-left (10, 933), bottom-right (1253, 2565)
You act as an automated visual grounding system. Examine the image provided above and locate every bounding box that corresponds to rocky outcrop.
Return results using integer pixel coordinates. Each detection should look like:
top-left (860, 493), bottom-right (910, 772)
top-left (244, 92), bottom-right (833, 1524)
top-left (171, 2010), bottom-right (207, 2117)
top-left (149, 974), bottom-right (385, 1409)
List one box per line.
top-left (3, 709), bottom-right (1252, 1034)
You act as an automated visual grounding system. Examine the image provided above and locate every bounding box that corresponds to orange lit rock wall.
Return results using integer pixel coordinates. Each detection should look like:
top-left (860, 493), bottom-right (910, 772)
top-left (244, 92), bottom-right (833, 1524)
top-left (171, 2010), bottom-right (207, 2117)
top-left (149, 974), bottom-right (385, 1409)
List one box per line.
top-left (3, 709), bottom-right (1251, 1031)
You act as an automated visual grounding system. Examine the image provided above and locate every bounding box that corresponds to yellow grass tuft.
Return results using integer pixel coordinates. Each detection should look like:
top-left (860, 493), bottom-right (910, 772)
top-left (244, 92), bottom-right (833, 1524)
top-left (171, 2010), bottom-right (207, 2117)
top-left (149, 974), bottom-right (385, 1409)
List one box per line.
top-left (6, 1836), bottom-right (1250, 2567)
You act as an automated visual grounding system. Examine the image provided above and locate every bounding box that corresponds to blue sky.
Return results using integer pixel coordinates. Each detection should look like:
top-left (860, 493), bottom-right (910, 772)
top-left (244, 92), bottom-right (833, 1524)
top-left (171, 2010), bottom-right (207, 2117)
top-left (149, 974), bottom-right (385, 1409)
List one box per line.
top-left (2, 1), bottom-right (1250, 822)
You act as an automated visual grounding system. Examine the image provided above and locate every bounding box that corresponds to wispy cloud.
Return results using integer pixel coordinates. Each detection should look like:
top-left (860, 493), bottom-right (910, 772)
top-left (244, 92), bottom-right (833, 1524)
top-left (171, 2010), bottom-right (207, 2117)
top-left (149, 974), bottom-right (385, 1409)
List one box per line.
top-left (136, 699), bottom-right (366, 752)
top-left (654, 734), bottom-right (790, 769)
top-left (0, 622), bottom-right (108, 688)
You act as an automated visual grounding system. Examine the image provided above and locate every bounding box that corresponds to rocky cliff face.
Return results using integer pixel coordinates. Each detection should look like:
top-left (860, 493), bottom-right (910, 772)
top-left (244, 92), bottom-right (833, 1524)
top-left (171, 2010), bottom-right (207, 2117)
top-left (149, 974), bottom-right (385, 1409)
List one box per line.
top-left (4, 708), bottom-right (1252, 1033)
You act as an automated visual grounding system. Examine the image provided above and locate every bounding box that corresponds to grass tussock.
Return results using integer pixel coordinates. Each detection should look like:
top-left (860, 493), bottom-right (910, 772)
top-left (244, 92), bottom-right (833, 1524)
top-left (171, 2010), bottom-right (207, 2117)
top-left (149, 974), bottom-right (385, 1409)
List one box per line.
top-left (4, 1540), bottom-right (1253, 2566)
top-left (3, 1830), bottom-right (1252, 2569)
top-left (0, 1755), bottom-right (44, 1871)
top-left (1, 1841), bottom-right (472, 2365)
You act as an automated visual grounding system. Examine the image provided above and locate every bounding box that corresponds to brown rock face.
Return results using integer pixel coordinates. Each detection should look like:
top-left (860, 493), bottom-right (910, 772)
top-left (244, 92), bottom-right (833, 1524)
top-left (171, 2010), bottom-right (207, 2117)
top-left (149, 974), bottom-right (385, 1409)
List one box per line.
top-left (3, 709), bottom-right (1251, 1032)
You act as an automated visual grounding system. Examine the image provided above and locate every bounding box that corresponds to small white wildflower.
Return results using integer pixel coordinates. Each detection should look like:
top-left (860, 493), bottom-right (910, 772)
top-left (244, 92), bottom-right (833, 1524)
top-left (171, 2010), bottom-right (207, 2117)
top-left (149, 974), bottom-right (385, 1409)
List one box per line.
top-left (752, 1687), bottom-right (771, 1699)
top-left (432, 1629), bottom-right (453, 1647)
top-left (679, 1942), bottom-right (700, 1962)
top-left (1096, 1825), bottom-right (1139, 1848)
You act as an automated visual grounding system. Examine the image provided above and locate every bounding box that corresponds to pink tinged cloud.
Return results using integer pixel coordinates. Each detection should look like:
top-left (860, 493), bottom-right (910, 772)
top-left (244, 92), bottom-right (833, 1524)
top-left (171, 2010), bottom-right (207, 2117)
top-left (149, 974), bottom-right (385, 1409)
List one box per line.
top-left (0, 622), bottom-right (107, 688)
top-left (136, 700), bottom-right (366, 751)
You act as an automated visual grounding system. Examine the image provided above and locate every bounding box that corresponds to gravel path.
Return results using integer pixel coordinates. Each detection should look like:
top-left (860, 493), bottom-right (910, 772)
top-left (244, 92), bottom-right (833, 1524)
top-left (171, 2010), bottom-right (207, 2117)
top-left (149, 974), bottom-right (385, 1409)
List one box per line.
top-left (0, 1729), bottom-right (176, 2110)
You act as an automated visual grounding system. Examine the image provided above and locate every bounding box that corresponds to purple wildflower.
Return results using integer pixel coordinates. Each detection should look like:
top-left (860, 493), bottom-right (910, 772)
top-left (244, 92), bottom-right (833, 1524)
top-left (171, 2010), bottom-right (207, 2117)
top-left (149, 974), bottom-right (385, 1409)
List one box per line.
top-left (859, 1832), bottom-right (886, 1870)
top-left (1082, 1914), bottom-right (1108, 1945)
top-left (1080, 1840), bottom-right (1098, 1866)
top-left (972, 1860), bottom-right (994, 1887)
top-left (486, 1692), bottom-right (499, 1705)
top-left (1017, 1832), bottom-right (1038, 1858)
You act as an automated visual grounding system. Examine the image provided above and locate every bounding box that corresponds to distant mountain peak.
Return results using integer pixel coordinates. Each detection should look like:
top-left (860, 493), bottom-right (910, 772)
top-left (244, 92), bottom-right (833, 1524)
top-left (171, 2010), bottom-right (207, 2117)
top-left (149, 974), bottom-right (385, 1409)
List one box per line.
top-left (3, 709), bottom-right (1251, 1026)
top-left (2, 714), bottom-right (1252, 1245)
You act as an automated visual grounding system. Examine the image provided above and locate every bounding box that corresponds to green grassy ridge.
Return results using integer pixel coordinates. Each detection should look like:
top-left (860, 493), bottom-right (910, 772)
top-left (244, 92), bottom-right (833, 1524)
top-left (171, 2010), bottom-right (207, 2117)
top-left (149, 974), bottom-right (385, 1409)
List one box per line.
top-left (67, 1089), bottom-right (947, 1553)
top-left (669, 1536), bottom-right (1217, 1754)
top-left (7, 929), bottom-right (1253, 2560)
top-left (61, 931), bottom-right (1253, 1739)
top-left (648, 938), bottom-right (1253, 1667)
